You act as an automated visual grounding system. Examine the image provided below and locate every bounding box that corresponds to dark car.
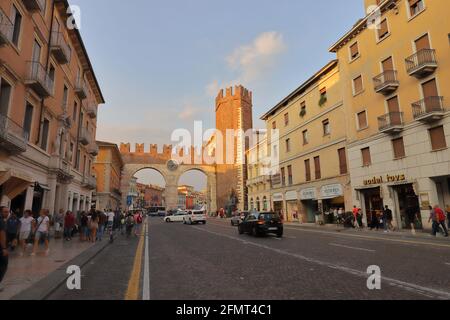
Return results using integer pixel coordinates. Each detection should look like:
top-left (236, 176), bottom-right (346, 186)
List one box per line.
top-left (231, 211), bottom-right (249, 226)
top-left (238, 212), bottom-right (283, 238)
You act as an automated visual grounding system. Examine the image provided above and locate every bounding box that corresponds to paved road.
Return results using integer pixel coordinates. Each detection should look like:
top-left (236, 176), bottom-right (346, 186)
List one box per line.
top-left (46, 218), bottom-right (450, 300)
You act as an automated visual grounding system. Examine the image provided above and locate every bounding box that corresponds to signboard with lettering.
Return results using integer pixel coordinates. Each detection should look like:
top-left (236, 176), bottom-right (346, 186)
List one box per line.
top-left (320, 184), bottom-right (343, 199)
top-left (272, 193), bottom-right (284, 202)
top-left (299, 188), bottom-right (317, 200)
top-left (363, 174), bottom-right (406, 186)
top-left (285, 191), bottom-right (298, 201)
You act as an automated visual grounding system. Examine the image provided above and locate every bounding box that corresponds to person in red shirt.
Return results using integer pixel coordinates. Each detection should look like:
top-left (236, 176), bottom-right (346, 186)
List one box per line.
top-left (434, 205), bottom-right (449, 237)
top-left (64, 211), bottom-right (75, 241)
top-left (352, 206), bottom-right (360, 229)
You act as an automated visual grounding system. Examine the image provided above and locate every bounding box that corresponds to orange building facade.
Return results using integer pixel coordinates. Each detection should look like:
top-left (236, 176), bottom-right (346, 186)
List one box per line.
top-left (0, 0), bottom-right (104, 215)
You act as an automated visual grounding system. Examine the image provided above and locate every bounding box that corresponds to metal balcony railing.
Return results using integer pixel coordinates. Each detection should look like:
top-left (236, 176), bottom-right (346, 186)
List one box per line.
top-left (378, 112), bottom-right (404, 133)
top-left (405, 49), bottom-right (437, 76)
top-left (50, 31), bottom-right (71, 64)
top-left (0, 113), bottom-right (28, 153)
top-left (0, 9), bottom-right (13, 46)
top-left (373, 70), bottom-right (399, 93)
top-left (412, 96), bottom-right (446, 120)
top-left (26, 61), bottom-right (54, 97)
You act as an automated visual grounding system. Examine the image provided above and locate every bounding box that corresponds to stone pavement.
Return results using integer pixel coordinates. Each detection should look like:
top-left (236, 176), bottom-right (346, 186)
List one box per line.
top-left (0, 237), bottom-right (97, 300)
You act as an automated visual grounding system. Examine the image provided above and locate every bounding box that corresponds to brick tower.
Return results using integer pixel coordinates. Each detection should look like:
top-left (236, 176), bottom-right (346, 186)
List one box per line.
top-left (215, 85), bottom-right (253, 212)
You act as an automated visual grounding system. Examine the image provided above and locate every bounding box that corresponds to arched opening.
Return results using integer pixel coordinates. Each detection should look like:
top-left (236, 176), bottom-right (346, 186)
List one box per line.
top-left (263, 196), bottom-right (268, 212)
top-left (177, 169), bottom-right (208, 211)
top-left (256, 197), bottom-right (261, 212)
top-left (130, 168), bottom-right (167, 211)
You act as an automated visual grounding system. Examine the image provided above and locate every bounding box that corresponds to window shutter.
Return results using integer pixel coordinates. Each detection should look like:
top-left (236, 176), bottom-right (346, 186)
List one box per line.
top-left (305, 159), bottom-right (311, 182)
top-left (350, 43), bottom-right (359, 58)
top-left (392, 138), bottom-right (406, 158)
top-left (382, 57), bottom-right (394, 71)
top-left (314, 156), bottom-right (321, 180)
top-left (362, 148), bottom-right (371, 166)
top-left (354, 76), bottom-right (363, 93)
top-left (415, 34), bottom-right (430, 51)
top-left (422, 79), bottom-right (438, 98)
top-left (387, 96), bottom-right (400, 113)
top-left (378, 19), bottom-right (388, 38)
top-left (357, 111), bottom-right (367, 129)
top-left (429, 126), bottom-right (447, 150)
top-left (338, 148), bottom-right (348, 174)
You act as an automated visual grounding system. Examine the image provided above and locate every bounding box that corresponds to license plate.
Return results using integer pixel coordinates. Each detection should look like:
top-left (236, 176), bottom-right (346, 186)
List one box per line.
top-left (268, 227), bottom-right (277, 231)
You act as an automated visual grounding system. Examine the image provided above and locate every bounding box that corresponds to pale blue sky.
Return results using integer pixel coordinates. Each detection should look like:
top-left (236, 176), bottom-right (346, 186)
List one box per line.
top-left (71, 0), bottom-right (365, 188)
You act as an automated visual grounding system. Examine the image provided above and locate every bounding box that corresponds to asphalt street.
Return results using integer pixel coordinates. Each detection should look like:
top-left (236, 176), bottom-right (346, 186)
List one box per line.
top-left (46, 218), bottom-right (450, 300)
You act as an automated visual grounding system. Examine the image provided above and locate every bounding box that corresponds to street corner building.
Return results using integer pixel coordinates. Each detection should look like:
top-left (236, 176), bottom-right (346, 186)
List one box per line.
top-left (247, 0), bottom-right (450, 230)
top-left (0, 0), bottom-right (104, 215)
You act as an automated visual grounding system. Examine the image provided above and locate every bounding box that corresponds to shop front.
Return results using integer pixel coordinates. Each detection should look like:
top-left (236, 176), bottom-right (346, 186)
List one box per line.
top-left (320, 184), bottom-right (345, 224)
top-left (299, 188), bottom-right (317, 223)
top-left (272, 193), bottom-right (284, 216)
top-left (285, 191), bottom-right (299, 222)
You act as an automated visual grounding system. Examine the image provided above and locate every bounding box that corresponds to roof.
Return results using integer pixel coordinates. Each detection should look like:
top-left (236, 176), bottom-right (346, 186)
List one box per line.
top-left (260, 60), bottom-right (338, 120)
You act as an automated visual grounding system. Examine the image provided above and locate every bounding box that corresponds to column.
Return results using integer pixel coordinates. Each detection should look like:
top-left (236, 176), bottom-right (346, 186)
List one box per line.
top-left (47, 176), bottom-right (57, 215)
top-left (24, 186), bottom-right (34, 211)
top-left (68, 191), bottom-right (73, 211)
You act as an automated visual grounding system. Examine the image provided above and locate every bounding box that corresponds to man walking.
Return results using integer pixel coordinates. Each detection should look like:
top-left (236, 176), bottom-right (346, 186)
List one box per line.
top-left (383, 205), bottom-right (394, 232)
top-left (64, 211), bottom-right (75, 241)
top-left (434, 205), bottom-right (449, 237)
top-left (0, 206), bottom-right (9, 284)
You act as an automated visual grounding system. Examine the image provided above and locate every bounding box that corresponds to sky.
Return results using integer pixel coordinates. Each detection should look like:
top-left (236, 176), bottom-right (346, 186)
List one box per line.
top-left (71, 0), bottom-right (365, 189)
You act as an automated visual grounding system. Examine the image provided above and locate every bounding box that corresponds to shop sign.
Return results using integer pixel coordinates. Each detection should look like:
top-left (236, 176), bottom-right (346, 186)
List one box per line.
top-left (363, 174), bottom-right (406, 186)
top-left (299, 188), bottom-right (317, 200)
top-left (285, 191), bottom-right (298, 201)
top-left (272, 193), bottom-right (284, 202)
top-left (271, 173), bottom-right (281, 185)
top-left (320, 184), bottom-right (343, 199)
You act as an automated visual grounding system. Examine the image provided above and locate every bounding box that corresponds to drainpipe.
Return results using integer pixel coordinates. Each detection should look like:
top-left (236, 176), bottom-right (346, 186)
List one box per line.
top-left (35, 0), bottom-right (56, 145)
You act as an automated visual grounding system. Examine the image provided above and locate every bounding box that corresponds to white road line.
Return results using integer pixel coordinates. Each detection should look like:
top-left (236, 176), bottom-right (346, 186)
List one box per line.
top-left (445, 263), bottom-right (450, 266)
top-left (193, 226), bottom-right (450, 300)
top-left (142, 222), bottom-right (150, 301)
top-left (330, 243), bottom-right (375, 253)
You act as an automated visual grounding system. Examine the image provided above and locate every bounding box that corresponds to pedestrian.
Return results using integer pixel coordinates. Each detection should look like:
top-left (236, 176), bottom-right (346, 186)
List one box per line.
top-left (18, 210), bottom-right (35, 256)
top-left (352, 206), bottom-right (360, 229)
top-left (31, 209), bottom-right (50, 256)
top-left (80, 212), bottom-right (89, 241)
top-left (54, 209), bottom-right (64, 239)
top-left (434, 205), bottom-right (449, 237)
top-left (125, 213), bottom-right (134, 238)
top-left (429, 205), bottom-right (439, 237)
top-left (106, 209), bottom-right (115, 235)
top-left (97, 211), bottom-right (107, 241)
top-left (64, 211), bottom-right (75, 241)
top-left (383, 205), bottom-right (394, 232)
top-left (370, 211), bottom-right (379, 231)
top-left (133, 211), bottom-right (143, 237)
top-left (119, 211), bottom-right (125, 235)
top-left (90, 210), bottom-right (99, 243)
top-left (6, 211), bottom-right (19, 251)
top-left (406, 206), bottom-right (418, 235)
top-left (446, 205), bottom-right (450, 230)
top-left (0, 206), bottom-right (9, 284)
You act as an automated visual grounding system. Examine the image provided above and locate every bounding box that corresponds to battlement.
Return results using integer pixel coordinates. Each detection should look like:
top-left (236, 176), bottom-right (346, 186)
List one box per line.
top-left (216, 85), bottom-right (252, 104)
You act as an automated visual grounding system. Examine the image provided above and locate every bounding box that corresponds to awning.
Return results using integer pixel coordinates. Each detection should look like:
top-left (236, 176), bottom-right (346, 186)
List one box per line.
top-left (0, 168), bottom-right (34, 200)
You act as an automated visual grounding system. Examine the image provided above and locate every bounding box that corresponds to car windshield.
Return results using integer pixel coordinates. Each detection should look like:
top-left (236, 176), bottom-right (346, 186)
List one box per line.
top-left (259, 213), bottom-right (279, 221)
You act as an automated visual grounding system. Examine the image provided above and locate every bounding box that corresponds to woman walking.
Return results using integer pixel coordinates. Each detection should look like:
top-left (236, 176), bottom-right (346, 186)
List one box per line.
top-left (90, 211), bottom-right (99, 243)
top-left (18, 210), bottom-right (35, 256)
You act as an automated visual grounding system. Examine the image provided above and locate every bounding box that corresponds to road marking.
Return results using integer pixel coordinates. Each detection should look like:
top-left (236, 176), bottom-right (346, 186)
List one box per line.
top-left (445, 263), bottom-right (450, 266)
top-left (125, 222), bottom-right (146, 300)
top-left (142, 221), bottom-right (150, 301)
top-left (193, 226), bottom-right (450, 300)
top-left (284, 227), bottom-right (450, 249)
top-left (329, 243), bottom-right (375, 253)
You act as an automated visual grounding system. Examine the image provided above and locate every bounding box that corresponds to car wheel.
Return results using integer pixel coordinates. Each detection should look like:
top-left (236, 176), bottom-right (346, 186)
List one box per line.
top-left (203, 221), bottom-right (206, 225)
top-left (165, 218), bottom-right (170, 223)
top-left (252, 226), bottom-right (259, 237)
top-left (238, 225), bottom-right (244, 235)
top-left (189, 219), bottom-right (192, 225)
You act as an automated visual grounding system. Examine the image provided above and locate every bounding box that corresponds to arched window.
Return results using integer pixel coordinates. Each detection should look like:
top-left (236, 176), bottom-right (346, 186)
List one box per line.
top-left (250, 198), bottom-right (254, 210)
top-left (256, 197), bottom-right (261, 211)
top-left (263, 197), bottom-right (268, 211)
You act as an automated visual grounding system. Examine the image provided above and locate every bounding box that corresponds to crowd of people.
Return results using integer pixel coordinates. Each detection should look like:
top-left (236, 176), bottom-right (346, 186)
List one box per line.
top-left (0, 206), bottom-right (145, 286)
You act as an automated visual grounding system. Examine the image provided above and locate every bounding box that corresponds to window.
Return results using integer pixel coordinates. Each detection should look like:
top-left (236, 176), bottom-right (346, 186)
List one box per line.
top-left (285, 138), bottom-right (291, 152)
top-left (353, 75), bottom-right (363, 95)
top-left (23, 103), bottom-right (33, 141)
top-left (287, 165), bottom-right (293, 185)
top-left (429, 126), bottom-right (447, 151)
top-left (302, 129), bottom-right (309, 145)
top-left (76, 149), bottom-right (81, 170)
top-left (338, 148), bottom-right (348, 175)
top-left (63, 86), bottom-right (68, 109)
top-left (319, 87), bottom-right (327, 106)
top-left (73, 102), bottom-right (78, 121)
top-left (361, 147), bottom-right (372, 167)
top-left (69, 142), bottom-right (74, 162)
top-left (40, 119), bottom-right (50, 151)
top-left (11, 5), bottom-right (22, 47)
top-left (83, 155), bottom-right (87, 175)
top-left (281, 167), bottom-right (286, 186)
top-left (357, 111), bottom-right (368, 130)
top-left (300, 101), bottom-right (306, 117)
top-left (377, 19), bottom-right (389, 40)
top-left (304, 159), bottom-right (311, 182)
top-left (349, 42), bottom-right (359, 60)
top-left (284, 113), bottom-right (289, 126)
top-left (272, 121), bottom-right (277, 130)
top-left (415, 33), bottom-right (431, 51)
top-left (409, 0), bottom-right (425, 17)
top-left (323, 119), bottom-right (331, 136)
top-left (314, 156), bottom-right (321, 180)
top-left (392, 137), bottom-right (406, 159)
top-left (0, 78), bottom-right (12, 116)
top-left (48, 65), bottom-right (55, 87)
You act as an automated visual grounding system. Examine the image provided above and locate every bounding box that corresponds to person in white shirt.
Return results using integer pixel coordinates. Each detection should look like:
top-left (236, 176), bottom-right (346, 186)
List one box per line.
top-left (31, 209), bottom-right (50, 256)
top-left (107, 210), bottom-right (115, 229)
top-left (19, 210), bottom-right (35, 256)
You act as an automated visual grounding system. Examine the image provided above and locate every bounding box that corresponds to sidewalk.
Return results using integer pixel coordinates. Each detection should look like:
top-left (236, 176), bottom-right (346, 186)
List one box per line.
top-left (0, 238), bottom-right (99, 300)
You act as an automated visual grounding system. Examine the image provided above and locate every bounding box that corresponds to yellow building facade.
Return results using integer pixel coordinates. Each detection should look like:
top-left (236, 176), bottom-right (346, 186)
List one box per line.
top-left (257, 61), bottom-right (352, 223)
top-left (330, 0), bottom-right (450, 229)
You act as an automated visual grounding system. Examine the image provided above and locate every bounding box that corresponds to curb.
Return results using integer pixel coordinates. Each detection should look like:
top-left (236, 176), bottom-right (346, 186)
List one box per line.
top-left (11, 240), bottom-right (110, 300)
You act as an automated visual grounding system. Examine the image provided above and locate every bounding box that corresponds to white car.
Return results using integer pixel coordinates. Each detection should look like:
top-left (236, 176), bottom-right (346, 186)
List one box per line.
top-left (164, 211), bottom-right (187, 223)
top-left (183, 210), bottom-right (207, 225)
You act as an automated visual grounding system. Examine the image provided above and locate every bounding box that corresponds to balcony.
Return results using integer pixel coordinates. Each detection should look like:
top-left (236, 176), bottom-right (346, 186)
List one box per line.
top-left (246, 175), bottom-right (271, 187)
top-left (50, 31), bottom-right (71, 64)
top-left (0, 114), bottom-right (28, 154)
top-left (405, 49), bottom-right (438, 78)
top-left (0, 9), bottom-right (13, 46)
top-left (412, 96), bottom-right (447, 122)
top-left (82, 175), bottom-right (97, 190)
top-left (75, 77), bottom-right (88, 100)
top-left (25, 61), bottom-right (54, 98)
top-left (378, 112), bottom-right (404, 134)
top-left (79, 127), bottom-right (91, 146)
top-left (86, 103), bottom-right (97, 118)
top-left (373, 70), bottom-right (399, 94)
top-left (88, 143), bottom-right (99, 156)
top-left (58, 109), bottom-right (72, 128)
top-left (21, 0), bottom-right (45, 12)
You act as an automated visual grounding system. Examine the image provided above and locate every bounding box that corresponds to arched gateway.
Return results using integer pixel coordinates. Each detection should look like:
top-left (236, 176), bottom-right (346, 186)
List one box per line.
top-left (119, 143), bottom-right (217, 212)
